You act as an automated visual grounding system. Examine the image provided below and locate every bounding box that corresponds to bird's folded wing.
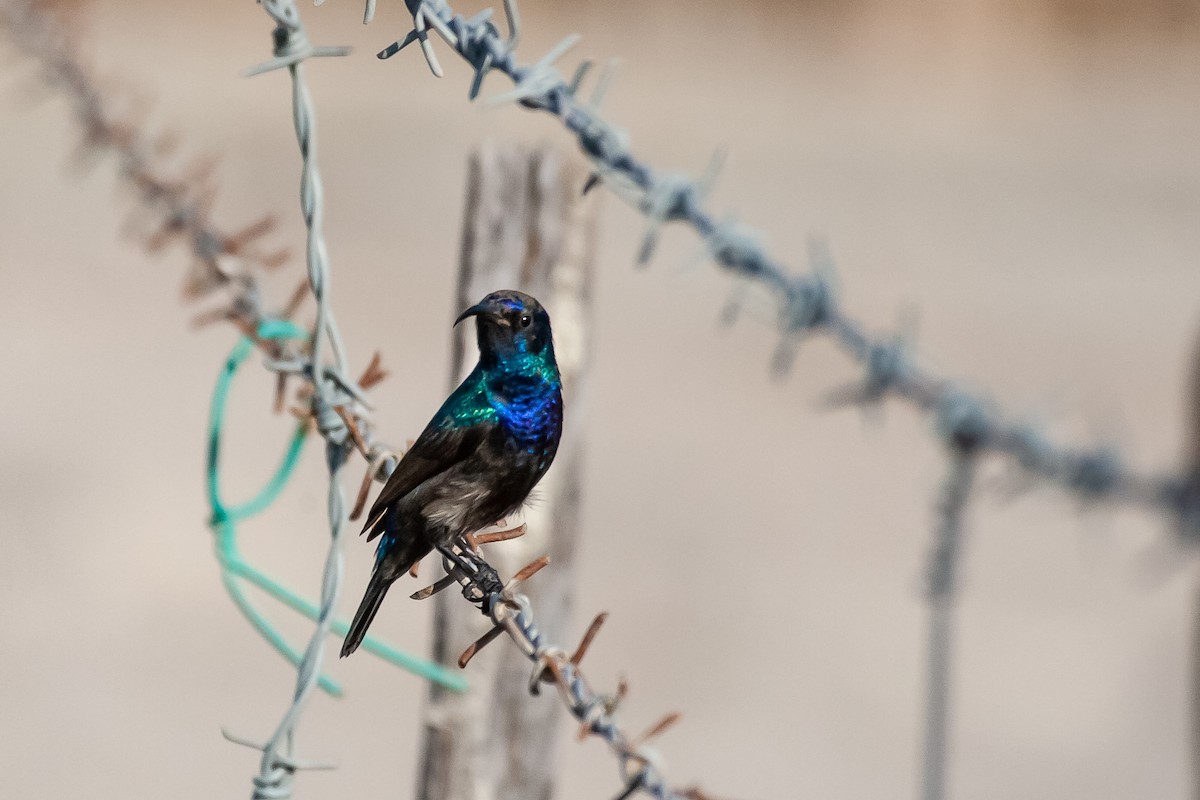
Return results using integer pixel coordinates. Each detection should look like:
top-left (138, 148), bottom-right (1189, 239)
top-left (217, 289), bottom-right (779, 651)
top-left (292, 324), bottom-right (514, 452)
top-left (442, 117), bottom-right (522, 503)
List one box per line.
top-left (362, 421), bottom-right (490, 541)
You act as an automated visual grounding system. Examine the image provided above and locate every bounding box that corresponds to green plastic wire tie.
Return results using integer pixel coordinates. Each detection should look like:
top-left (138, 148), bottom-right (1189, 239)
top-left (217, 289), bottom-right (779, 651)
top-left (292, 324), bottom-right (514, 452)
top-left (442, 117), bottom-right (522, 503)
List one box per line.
top-left (206, 321), bottom-right (469, 696)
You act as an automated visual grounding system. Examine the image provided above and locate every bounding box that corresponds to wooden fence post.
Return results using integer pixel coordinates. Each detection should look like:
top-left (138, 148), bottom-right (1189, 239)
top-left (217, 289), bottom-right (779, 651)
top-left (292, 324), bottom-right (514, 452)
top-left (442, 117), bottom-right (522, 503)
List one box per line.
top-left (417, 140), bottom-right (597, 800)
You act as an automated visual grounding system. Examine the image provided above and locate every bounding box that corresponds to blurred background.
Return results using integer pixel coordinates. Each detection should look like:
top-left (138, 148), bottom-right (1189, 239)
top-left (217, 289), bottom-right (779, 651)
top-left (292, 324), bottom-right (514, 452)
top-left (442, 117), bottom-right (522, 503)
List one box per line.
top-left (2, 1), bottom-right (1199, 798)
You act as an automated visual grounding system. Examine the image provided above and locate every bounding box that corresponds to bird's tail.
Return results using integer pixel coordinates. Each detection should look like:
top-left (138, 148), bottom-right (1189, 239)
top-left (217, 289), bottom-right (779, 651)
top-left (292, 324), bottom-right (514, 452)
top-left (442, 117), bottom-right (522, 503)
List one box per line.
top-left (341, 535), bottom-right (431, 658)
top-left (341, 569), bottom-right (392, 658)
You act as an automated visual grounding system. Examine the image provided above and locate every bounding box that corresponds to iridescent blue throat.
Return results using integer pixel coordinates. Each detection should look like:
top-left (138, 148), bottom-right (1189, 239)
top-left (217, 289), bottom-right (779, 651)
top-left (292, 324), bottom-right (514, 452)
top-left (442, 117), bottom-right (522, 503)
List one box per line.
top-left (443, 347), bottom-right (561, 451)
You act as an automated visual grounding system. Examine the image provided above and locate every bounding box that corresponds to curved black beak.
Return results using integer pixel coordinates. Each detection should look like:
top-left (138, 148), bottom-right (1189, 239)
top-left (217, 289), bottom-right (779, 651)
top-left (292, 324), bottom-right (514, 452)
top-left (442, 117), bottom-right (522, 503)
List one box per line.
top-left (454, 303), bottom-right (486, 327)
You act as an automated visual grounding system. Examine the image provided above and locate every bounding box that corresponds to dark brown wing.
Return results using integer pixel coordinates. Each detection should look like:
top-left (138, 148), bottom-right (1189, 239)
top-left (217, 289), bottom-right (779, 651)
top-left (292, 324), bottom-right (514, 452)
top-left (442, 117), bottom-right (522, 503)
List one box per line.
top-left (361, 420), bottom-right (489, 541)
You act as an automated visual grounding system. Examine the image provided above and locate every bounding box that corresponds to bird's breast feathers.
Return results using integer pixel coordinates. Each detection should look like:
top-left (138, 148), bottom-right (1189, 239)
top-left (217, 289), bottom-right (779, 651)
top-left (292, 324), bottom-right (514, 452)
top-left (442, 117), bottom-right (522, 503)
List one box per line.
top-left (486, 369), bottom-right (563, 449)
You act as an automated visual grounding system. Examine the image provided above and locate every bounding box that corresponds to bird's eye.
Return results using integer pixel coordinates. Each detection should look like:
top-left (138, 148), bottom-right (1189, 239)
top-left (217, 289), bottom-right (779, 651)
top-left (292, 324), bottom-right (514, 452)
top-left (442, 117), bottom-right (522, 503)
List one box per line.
top-left (519, 313), bottom-right (532, 328)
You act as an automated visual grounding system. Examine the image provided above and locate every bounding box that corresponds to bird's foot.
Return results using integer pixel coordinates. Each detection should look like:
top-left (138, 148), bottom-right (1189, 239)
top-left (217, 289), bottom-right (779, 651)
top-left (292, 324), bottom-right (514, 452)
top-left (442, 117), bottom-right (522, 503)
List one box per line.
top-left (436, 542), bottom-right (505, 606)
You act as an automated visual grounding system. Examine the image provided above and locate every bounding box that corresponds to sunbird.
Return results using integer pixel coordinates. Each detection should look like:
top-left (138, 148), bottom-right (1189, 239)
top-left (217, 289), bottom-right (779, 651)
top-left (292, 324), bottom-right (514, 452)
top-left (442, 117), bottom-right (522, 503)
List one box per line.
top-left (341, 290), bottom-right (563, 657)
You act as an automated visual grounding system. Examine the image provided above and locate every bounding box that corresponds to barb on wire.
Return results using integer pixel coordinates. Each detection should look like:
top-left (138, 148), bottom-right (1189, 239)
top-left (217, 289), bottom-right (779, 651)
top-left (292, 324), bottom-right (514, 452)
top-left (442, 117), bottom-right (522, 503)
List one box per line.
top-left (364, 0), bottom-right (1195, 532)
top-left (636, 146), bottom-right (725, 268)
top-left (418, 535), bottom-right (704, 800)
top-left (378, 0), bottom-right (520, 79)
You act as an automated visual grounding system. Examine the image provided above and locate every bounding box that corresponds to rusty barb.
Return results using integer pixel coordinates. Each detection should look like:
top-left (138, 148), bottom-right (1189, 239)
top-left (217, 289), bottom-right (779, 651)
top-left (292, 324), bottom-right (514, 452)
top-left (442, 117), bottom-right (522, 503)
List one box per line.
top-left (406, 526), bottom-right (705, 800)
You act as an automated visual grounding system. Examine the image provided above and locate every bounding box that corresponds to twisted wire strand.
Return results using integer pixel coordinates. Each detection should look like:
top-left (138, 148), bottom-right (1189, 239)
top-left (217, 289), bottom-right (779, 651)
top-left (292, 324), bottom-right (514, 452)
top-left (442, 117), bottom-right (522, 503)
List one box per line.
top-left (369, 0), bottom-right (1198, 528)
top-left (920, 447), bottom-right (978, 800)
top-left (432, 546), bottom-right (710, 800)
top-left (240, 2), bottom-right (356, 797)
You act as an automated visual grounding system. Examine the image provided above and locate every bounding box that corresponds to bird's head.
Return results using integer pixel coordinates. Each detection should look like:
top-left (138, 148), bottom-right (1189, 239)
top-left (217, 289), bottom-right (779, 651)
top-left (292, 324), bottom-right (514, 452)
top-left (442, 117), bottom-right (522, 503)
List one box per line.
top-left (455, 290), bottom-right (554, 367)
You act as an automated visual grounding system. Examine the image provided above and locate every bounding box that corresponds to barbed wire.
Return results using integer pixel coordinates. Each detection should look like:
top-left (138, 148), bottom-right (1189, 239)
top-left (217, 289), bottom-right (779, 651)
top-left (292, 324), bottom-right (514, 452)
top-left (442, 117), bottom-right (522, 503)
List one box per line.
top-left (0, 0), bottom-right (465, 693)
top-left (360, 3), bottom-right (1200, 798)
top-left (367, 0), bottom-right (1198, 526)
top-left (0, 1), bottom-right (287, 314)
top-left (237, 3), bottom-right (720, 797)
top-left (3, 2), bottom-right (721, 798)
top-left (412, 535), bottom-right (716, 800)
top-left (8, 1), bottom-right (1197, 799)
top-left (0, 5), bottom-right (477, 796)
top-left (222, 2), bottom-right (365, 797)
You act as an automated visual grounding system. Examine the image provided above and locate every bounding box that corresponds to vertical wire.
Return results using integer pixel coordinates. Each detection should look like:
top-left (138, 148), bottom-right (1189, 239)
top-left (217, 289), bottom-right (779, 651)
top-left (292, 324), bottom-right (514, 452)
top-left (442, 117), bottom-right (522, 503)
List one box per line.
top-left (249, 5), bottom-right (353, 797)
top-left (920, 449), bottom-right (977, 800)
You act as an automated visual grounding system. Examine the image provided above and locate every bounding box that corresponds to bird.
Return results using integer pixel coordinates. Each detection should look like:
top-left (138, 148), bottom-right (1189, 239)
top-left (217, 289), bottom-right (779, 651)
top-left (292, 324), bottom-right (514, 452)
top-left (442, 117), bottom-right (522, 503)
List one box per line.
top-left (341, 290), bottom-right (563, 658)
